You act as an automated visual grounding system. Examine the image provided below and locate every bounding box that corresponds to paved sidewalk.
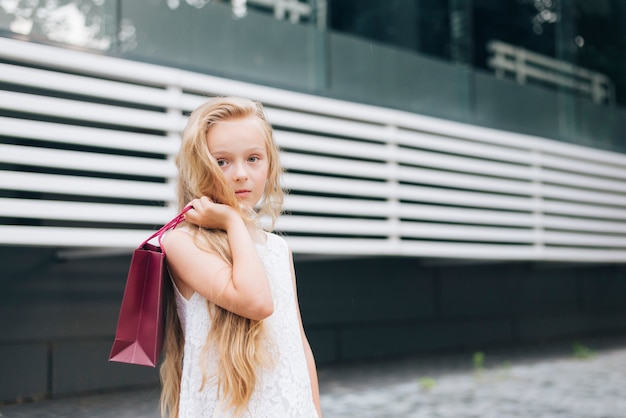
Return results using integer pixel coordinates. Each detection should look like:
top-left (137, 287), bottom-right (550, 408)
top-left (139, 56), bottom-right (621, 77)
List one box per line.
top-left (318, 339), bottom-right (626, 418)
top-left (2, 337), bottom-right (626, 417)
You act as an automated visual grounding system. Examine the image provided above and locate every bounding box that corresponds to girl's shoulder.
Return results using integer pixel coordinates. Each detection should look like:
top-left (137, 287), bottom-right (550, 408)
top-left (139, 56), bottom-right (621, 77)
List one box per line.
top-left (161, 223), bottom-right (195, 245)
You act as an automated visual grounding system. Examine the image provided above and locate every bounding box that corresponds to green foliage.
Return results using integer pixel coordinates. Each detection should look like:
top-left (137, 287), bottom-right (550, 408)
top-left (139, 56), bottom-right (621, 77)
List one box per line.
top-left (473, 351), bottom-right (485, 370)
top-left (572, 342), bottom-right (595, 359)
top-left (499, 360), bottom-right (512, 371)
top-left (418, 376), bottom-right (437, 391)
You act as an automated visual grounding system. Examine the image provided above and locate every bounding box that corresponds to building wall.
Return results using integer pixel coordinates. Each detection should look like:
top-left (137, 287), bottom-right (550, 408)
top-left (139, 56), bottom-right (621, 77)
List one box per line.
top-left (2, 247), bottom-right (625, 402)
top-left (1, 2), bottom-right (625, 152)
top-left (0, 248), bottom-right (156, 402)
top-left (113, 1), bottom-right (626, 154)
top-left (298, 257), bottom-right (626, 363)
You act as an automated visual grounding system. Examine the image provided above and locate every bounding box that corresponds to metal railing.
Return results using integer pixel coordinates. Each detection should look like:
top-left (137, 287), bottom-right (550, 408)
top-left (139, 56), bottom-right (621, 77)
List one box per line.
top-left (487, 40), bottom-right (614, 105)
top-left (1, 37), bottom-right (626, 262)
top-left (247, 0), bottom-right (313, 23)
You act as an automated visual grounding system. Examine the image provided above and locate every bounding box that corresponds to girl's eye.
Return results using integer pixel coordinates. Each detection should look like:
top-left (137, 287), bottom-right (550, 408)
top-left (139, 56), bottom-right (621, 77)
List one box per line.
top-left (248, 156), bottom-right (259, 163)
top-left (216, 159), bottom-right (227, 167)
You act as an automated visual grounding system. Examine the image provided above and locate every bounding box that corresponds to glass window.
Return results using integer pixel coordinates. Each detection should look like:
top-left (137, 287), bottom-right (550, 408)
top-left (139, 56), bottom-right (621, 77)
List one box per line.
top-left (473, 0), bottom-right (557, 71)
top-left (328, 0), bottom-right (453, 61)
top-left (572, 0), bottom-right (626, 106)
top-left (0, 0), bottom-right (117, 51)
top-left (473, 0), bottom-right (624, 107)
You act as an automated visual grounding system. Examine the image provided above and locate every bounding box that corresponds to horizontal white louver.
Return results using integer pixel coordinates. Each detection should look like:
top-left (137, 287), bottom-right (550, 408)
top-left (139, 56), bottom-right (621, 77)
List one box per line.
top-left (0, 37), bottom-right (625, 262)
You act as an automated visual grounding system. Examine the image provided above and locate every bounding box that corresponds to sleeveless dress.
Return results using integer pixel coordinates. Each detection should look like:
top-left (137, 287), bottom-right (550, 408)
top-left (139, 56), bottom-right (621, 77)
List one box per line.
top-left (173, 232), bottom-right (319, 418)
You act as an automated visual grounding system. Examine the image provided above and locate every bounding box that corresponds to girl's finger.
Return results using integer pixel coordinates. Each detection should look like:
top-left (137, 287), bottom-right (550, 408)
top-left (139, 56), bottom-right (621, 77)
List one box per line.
top-left (184, 200), bottom-right (199, 220)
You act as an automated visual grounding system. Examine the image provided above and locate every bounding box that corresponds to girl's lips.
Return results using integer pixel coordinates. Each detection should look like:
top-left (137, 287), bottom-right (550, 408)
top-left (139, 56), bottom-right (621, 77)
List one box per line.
top-left (235, 190), bottom-right (251, 197)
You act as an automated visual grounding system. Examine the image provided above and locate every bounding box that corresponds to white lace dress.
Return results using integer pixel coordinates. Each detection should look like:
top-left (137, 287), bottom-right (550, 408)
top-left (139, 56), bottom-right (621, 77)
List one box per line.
top-left (173, 232), bottom-right (319, 418)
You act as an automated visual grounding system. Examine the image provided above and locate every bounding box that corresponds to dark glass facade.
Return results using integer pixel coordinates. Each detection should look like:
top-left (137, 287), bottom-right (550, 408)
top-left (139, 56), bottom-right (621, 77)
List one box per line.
top-left (1, 0), bottom-right (625, 151)
top-left (330, 0), bottom-right (626, 107)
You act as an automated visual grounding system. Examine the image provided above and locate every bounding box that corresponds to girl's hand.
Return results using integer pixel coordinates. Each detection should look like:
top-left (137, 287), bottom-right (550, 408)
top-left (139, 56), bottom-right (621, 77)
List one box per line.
top-left (184, 196), bottom-right (239, 231)
top-left (165, 195), bottom-right (273, 320)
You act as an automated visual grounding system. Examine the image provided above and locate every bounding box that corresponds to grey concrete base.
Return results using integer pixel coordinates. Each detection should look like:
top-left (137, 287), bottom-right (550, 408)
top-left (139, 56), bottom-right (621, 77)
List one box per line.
top-left (1, 247), bottom-right (625, 402)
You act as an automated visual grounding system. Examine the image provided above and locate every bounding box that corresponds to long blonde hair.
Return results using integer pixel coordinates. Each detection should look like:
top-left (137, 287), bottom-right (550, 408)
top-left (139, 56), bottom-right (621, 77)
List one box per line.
top-left (160, 97), bottom-right (284, 418)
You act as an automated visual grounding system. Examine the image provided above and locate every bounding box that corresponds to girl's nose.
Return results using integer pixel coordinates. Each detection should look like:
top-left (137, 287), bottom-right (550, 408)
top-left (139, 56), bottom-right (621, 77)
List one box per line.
top-left (233, 163), bottom-right (248, 181)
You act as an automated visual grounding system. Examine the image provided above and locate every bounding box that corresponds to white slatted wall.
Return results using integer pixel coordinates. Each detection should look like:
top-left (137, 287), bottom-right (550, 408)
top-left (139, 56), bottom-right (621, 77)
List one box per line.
top-left (1, 37), bottom-right (625, 262)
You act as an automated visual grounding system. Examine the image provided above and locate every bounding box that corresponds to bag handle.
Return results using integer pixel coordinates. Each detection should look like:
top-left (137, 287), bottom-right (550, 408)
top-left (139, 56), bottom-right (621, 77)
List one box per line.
top-left (139, 206), bottom-right (193, 253)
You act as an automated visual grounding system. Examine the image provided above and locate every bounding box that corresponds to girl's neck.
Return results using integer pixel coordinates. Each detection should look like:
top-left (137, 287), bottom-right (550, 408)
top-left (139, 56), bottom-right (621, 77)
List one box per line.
top-left (244, 219), bottom-right (266, 244)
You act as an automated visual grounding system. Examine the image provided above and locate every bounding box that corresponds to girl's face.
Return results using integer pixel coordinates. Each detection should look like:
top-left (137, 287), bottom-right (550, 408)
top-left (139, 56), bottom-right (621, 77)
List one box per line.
top-left (207, 116), bottom-right (270, 210)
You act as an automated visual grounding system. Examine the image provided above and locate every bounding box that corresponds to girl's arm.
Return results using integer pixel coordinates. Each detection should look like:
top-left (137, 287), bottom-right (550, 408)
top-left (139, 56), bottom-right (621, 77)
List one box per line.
top-left (162, 197), bottom-right (273, 320)
top-left (288, 249), bottom-right (322, 417)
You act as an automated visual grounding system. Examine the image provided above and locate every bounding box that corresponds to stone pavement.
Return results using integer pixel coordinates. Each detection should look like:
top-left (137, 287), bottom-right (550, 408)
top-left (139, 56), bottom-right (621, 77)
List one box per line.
top-left (2, 337), bottom-right (626, 418)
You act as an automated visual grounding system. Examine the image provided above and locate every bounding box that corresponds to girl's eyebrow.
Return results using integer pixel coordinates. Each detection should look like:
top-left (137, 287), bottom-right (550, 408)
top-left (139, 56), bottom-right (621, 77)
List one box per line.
top-left (218, 147), bottom-right (266, 155)
top-left (209, 150), bottom-right (229, 157)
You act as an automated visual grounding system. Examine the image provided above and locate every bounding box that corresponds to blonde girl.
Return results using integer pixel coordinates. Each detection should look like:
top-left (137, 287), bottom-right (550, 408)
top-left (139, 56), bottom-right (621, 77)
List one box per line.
top-left (159, 97), bottom-right (321, 417)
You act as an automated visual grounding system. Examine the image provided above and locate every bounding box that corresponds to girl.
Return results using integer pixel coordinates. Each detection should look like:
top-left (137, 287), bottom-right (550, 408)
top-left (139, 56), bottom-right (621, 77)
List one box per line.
top-left (159, 97), bottom-right (321, 418)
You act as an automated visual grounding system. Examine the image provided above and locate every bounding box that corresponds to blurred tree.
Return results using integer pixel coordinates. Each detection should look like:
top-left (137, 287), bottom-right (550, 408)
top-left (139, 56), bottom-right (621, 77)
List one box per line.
top-left (0, 0), bottom-right (118, 50)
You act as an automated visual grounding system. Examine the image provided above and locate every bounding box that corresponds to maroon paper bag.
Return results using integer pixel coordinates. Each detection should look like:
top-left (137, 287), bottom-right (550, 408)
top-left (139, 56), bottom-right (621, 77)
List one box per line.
top-left (109, 207), bottom-right (191, 367)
